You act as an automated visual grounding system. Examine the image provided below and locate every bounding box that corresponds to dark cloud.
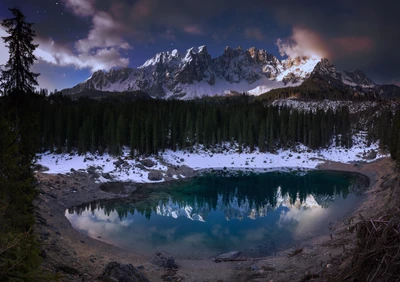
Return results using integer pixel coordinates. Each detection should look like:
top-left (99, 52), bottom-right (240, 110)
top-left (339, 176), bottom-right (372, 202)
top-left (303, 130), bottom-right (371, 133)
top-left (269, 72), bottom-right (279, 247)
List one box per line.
top-left (270, 0), bottom-right (400, 83)
top-left (1, 0), bottom-right (399, 85)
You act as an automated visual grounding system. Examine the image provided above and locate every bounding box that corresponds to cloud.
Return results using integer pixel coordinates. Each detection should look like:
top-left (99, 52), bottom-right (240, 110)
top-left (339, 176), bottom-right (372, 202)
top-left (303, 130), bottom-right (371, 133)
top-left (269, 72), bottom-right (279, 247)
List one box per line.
top-left (276, 27), bottom-right (375, 62)
top-left (332, 36), bottom-right (375, 55)
top-left (183, 25), bottom-right (204, 35)
top-left (36, 1), bottom-right (132, 72)
top-left (244, 27), bottom-right (266, 41)
top-left (160, 29), bottom-right (176, 41)
top-left (276, 27), bottom-right (329, 59)
top-left (35, 38), bottom-right (129, 72)
top-left (75, 11), bottom-right (131, 53)
top-left (0, 27), bottom-right (9, 66)
top-left (62, 0), bottom-right (95, 17)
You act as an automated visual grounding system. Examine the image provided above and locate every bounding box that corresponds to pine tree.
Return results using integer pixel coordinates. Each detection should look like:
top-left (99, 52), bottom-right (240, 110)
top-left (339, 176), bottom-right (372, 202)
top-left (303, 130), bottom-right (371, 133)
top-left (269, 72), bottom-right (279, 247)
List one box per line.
top-left (1, 7), bottom-right (39, 94)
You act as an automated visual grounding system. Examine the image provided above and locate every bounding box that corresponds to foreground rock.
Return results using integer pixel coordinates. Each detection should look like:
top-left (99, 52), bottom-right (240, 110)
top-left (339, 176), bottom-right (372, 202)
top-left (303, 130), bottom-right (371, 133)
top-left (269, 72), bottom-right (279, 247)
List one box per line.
top-left (150, 251), bottom-right (178, 269)
top-left (100, 262), bottom-right (149, 282)
top-left (213, 251), bottom-right (241, 262)
top-left (140, 159), bottom-right (156, 168)
top-left (148, 170), bottom-right (163, 181)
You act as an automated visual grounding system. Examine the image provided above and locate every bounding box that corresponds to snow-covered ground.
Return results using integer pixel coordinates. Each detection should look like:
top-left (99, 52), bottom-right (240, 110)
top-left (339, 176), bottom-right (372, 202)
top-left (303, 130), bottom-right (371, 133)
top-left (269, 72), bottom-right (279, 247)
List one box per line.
top-left (36, 131), bottom-right (387, 183)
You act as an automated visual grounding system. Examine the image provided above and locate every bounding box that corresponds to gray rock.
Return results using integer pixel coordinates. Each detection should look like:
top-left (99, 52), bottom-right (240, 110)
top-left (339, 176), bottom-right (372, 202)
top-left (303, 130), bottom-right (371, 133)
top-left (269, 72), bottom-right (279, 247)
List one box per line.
top-left (365, 150), bottom-right (377, 160)
top-left (150, 251), bottom-right (178, 269)
top-left (100, 261), bottom-right (149, 282)
top-left (176, 165), bottom-right (194, 178)
top-left (140, 159), bottom-right (156, 168)
top-left (102, 173), bottom-right (112, 180)
top-left (87, 166), bottom-right (97, 174)
top-left (251, 264), bottom-right (259, 271)
top-left (113, 158), bottom-right (124, 167)
top-left (148, 171), bottom-right (163, 181)
top-left (34, 164), bottom-right (49, 172)
top-left (214, 250), bottom-right (241, 261)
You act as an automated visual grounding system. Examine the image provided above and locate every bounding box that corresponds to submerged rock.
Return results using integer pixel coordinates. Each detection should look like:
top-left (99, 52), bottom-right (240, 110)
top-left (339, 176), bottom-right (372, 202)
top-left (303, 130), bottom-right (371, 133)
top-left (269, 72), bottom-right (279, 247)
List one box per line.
top-left (100, 261), bottom-right (149, 282)
top-left (150, 251), bottom-right (178, 269)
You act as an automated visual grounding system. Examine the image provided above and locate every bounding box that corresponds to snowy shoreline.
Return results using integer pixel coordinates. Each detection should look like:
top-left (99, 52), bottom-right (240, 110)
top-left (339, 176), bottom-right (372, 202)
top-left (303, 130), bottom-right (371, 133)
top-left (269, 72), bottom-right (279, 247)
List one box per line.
top-left (36, 132), bottom-right (387, 183)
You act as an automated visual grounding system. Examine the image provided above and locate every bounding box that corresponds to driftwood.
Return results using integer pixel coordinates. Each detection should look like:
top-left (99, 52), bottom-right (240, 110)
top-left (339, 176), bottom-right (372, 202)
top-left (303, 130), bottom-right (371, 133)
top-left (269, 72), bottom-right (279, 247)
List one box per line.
top-left (344, 213), bottom-right (400, 281)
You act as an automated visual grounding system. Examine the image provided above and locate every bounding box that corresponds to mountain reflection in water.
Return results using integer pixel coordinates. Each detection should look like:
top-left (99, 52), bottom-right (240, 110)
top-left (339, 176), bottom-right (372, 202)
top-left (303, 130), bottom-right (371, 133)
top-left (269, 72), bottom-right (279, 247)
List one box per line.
top-left (66, 170), bottom-right (368, 258)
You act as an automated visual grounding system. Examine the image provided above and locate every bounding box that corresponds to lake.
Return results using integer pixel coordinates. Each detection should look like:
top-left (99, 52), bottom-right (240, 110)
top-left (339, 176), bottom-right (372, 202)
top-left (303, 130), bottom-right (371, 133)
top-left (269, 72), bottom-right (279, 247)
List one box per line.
top-left (65, 169), bottom-right (368, 259)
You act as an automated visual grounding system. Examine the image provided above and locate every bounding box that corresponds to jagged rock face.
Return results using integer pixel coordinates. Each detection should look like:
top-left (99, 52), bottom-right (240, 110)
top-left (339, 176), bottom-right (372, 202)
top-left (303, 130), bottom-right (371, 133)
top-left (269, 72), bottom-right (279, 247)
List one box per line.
top-left (342, 70), bottom-right (376, 88)
top-left (174, 46), bottom-right (212, 84)
top-left (63, 46), bottom-right (399, 100)
top-left (62, 45), bottom-right (317, 99)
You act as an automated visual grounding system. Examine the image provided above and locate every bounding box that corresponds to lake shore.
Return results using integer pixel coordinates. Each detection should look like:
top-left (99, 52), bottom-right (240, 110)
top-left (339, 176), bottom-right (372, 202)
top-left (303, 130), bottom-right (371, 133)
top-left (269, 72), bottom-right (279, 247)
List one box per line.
top-left (35, 157), bottom-right (395, 281)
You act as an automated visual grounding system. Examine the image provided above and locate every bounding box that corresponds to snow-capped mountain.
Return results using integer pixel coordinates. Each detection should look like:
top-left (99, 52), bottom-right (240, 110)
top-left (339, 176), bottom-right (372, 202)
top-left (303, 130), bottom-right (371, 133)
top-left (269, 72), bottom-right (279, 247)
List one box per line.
top-left (62, 45), bottom-right (400, 100)
top-left (62, 46), bottom-right (320, 99)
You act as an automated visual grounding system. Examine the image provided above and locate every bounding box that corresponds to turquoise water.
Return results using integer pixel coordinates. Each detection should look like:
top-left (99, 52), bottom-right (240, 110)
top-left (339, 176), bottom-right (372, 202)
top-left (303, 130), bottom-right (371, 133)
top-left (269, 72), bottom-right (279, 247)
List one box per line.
top-left (66, 170), bottom-right (368, 259)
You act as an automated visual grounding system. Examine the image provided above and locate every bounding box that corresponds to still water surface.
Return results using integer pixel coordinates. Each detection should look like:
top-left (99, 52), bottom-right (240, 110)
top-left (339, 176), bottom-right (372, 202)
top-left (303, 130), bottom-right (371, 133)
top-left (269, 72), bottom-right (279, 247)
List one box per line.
top-left (66, 170), bottom-right (368, 258)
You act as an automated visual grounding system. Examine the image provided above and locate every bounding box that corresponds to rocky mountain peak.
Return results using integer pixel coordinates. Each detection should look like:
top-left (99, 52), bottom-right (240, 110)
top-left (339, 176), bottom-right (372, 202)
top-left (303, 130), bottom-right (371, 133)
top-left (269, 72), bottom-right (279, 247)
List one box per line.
top-left (312, 58), bottom-right (340, 79)
top-left (64, 46), bottom-right (395, 100)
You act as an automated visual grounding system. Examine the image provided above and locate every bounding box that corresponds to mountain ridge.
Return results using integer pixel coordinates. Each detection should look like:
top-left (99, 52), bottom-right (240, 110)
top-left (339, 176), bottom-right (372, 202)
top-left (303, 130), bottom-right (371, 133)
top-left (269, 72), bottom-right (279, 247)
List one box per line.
top-left (62, 45), bottom-right (400, 100)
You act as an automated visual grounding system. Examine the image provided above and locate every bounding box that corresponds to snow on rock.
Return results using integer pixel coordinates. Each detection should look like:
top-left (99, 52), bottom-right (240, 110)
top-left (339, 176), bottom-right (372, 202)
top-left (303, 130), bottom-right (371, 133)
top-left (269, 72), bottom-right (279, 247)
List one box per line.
top-left (272, 99), bottom-right (378, 114)
top-left (36, 132), bottom-right (387, 184)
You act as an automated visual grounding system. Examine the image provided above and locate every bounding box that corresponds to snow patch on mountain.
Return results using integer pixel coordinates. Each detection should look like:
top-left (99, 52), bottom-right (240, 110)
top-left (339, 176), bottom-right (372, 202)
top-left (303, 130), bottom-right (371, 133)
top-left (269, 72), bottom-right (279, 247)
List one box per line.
top-left (63, 46), bottom-right (320, 99)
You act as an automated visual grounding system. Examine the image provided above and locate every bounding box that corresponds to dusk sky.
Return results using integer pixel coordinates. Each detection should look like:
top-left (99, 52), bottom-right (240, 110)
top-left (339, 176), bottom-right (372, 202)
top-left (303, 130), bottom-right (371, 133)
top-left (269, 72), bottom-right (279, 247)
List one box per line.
top-left (0, 0), bottom-right (399, 92)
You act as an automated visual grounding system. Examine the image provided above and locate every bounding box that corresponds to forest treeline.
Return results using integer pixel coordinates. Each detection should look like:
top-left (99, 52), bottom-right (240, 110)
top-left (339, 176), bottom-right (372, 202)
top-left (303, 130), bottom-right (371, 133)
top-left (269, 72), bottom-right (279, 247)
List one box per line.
top-left (37, 93), bottom-right (354, 156)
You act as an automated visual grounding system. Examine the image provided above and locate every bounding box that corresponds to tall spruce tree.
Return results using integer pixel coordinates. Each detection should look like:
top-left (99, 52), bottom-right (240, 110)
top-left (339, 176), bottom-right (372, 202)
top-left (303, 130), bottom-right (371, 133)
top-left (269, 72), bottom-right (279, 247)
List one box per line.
top-left (1, 7), bottom-right (39, 95)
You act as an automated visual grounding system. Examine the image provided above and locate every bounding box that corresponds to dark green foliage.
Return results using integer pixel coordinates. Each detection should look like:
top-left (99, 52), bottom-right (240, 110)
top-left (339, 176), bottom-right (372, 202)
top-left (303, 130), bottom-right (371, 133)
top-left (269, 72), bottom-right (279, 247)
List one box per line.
top-left (35, 94), bottom-right (354, 155)
top-left (1, 7), bottom-right (39, 95)
top-left (0, 92), bottom-right (47, 281)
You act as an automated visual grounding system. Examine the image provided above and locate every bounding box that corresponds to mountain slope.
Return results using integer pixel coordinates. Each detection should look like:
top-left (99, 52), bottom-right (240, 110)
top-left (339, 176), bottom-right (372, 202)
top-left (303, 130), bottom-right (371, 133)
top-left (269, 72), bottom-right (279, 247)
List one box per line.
top-left (257, 58), bottom-right (400, 102)
top-left (62, 46), bottom-right (319, 99)
top-left (62, 46), bottom-right (400, 101)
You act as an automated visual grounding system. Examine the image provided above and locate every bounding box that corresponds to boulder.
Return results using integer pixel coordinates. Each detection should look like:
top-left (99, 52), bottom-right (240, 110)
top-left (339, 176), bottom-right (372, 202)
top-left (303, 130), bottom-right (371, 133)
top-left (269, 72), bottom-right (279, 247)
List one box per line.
top-left (34, 164), bottom-right (49, 172)
top-left (365, 150), bottom-right (377, 160)
top-left (213, 250), bottom-right (241, 262)
top-left (150, 251), bottom-right (177, 269)
top-left (176, 165), bottom-right (194, 178)
top-left (100, 261), bottom-right (149, 282)
top-left (87, 166), bottom-right (97, 174)
top-left (113, 158), bottom-right (124, 167)
top-left (148, 171), bottom-right (163, 181)
top-left (140, 159), bottom-right (156, 168)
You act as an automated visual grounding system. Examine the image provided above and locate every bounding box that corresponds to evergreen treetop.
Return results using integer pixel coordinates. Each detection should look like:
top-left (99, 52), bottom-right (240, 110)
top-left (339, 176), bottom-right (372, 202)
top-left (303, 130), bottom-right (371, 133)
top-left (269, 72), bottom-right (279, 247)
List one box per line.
top-left (1, 7), bottom-right (39, 95)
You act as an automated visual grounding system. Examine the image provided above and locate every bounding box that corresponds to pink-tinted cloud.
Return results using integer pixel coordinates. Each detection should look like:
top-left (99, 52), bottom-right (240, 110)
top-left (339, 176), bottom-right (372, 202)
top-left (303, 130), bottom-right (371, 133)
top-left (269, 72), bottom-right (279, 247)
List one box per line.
top-left (276, 27), bottom-right (330, 59)
top-left (184, 25), bottom-right (204, 35)
top-left (244, 27), bottom-right (266, 41)
top-left (276, 26), bottom-right (376, 61)
top-left (332, 36), bottom-right (375, 54)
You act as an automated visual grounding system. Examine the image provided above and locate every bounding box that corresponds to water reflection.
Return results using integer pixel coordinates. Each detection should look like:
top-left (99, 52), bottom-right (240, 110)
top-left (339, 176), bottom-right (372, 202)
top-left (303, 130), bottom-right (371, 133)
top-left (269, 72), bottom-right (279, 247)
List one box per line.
top-left (66, 170), bottom-right (368, 258)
